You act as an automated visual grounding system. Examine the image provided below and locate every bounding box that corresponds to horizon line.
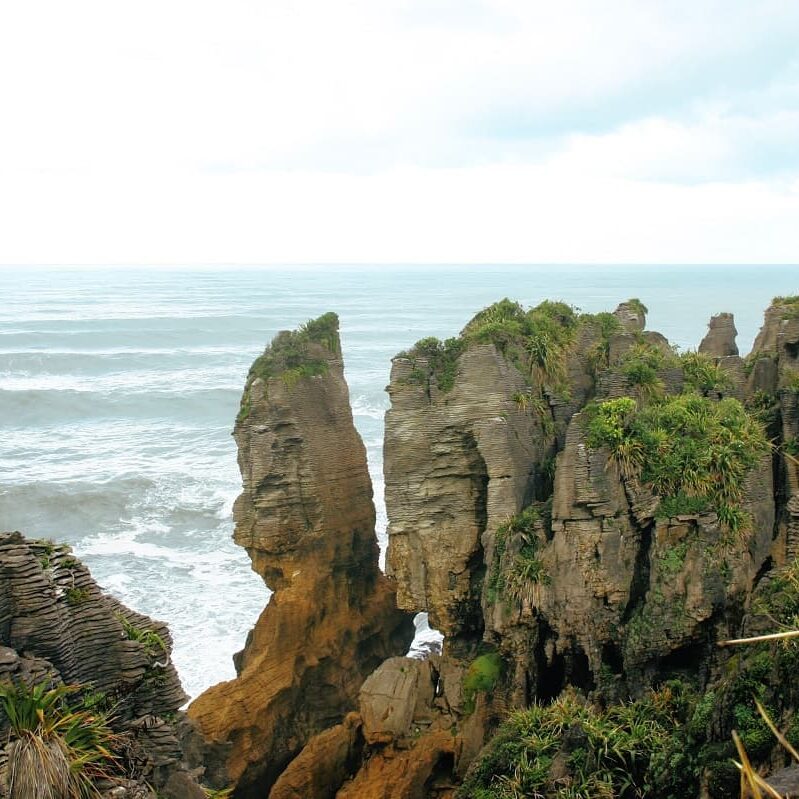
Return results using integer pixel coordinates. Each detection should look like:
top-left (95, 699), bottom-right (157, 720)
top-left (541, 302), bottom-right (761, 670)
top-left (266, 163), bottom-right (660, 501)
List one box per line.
top-left (1, 262), bottom-right (798, 269)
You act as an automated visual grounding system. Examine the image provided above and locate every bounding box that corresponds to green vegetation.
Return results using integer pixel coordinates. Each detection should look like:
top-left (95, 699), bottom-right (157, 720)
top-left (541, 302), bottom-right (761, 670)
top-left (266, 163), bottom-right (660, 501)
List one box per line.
top-left (116, 615), bottom-right (166, 657)
top-left (773, 294), bottom-right (799, 319)
top-left (680, 351), bottom-right (732, 396)
top-left (785, 437), bottom-right (799, 457)
top-left (585, 394), bottom-right (769, 532)
top-left (32, 539), bottom-right (57, 570)
top-left (627, 297), bottom-right (649, 316)
top-left (783, 368), bottom-right (799, 393)
top-left (656, 493), bottom-right (710, 519)
top-left (65, 587), bottom-right (91, 605)
top-left (401, 298), bottom-right (580, 395)
top-left (237, 312), bottom-right (339, 421)
top-left (584, 311), bottom-right (622, 375)
top-left (460, 606), bottom-right (799, 799)
top-left (399, 297), bottom-right (657, 399)
top-left (0, 681), bottom-right (123, 798)
top-left (745, 390), bottom-right (779, 428)
top-left (401, 336), bottom-right (464, 392)
top-left (203, 789), bottom-right (234, 799)
top-left (619, 342), bottom-right (675, 400)
top-left (513, 391), bottom-right (555, 434)
top-left (458, 684), bottom-right (697, 799)
top-left (487, 506), bottom-right (549, 607)
top-left (463, 652), bottom-right (503, 714)
top-left (660, 541), bottom-right (690, 574)
top-left (612, 343), bottom-right (731, 400)
top-left (248, 311), bottom-right (338, 385)
top-left (504, 548), bottom-right (549, 606)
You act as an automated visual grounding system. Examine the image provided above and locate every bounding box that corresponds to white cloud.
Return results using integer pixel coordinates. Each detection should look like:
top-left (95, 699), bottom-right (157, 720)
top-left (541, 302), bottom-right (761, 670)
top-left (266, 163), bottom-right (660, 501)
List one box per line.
top-left (2, 164), bottom-right (797, 264)
top-left (0, 0), bottom-right (797, 263)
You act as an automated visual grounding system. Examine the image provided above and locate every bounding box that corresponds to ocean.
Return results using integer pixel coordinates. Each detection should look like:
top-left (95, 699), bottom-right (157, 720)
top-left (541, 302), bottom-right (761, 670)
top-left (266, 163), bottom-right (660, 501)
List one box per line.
top-left (0, 264), bottom-right (796, 699)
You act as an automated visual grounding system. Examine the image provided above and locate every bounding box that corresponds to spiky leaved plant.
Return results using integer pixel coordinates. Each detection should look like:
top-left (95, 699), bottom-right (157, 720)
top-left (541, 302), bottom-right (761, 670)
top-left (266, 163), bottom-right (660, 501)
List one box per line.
top-left (0, 681), bottom-right (123, 799)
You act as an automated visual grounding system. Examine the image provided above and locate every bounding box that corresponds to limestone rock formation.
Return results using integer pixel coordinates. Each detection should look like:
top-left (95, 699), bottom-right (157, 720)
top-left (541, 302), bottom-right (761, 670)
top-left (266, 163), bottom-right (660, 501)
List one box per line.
top-left (0, 532), bottom-right (203, 798)
top-left (188, 314), bottom-right (413, 798)
top-left (268, 714), bottom-right (363, 799)
top-left (371, 296), bottom-right (799, 796)
top-left (275, 653), bottom-right (478, 799)
top-left (385, 344), bottom-right (550, 645)
top-left (613, 298), bottom-right (647, 332)
top-left (699, 312), bottom-right (739, 357)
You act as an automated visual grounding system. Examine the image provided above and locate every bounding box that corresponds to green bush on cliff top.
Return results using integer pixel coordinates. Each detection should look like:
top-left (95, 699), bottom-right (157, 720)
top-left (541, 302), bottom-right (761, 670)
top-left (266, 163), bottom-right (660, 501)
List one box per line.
top-left (773, 294), bottom-right (799, 319)
top-left (238, 312), bottom-right (339, 421)
top-left (585, 393), bottom-right (768, 532)
top-left (400, 298), bottom-right (581, 394)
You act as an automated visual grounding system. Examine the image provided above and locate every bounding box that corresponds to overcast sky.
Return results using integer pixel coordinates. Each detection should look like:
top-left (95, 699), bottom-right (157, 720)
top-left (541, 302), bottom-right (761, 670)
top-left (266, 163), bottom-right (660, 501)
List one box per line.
top-left (2, 1), bottom-right (798, 264)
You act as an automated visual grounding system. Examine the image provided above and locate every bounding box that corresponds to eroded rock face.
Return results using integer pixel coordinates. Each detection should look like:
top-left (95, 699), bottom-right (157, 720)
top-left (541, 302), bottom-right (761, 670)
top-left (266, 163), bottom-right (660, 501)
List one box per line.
top-left (188, 315), bottom-right (413, 798)
top-left (385, 344), bottom-right (555, 645)
top-left (274, 653), bottom-right (477, 799)
top-left (382, 296), bottom-right (791, 733)
top-left (0, 532), bottom-right (202, 797)
top-left (537, 416), bottom-right (773, 698)
top-left (699, 313), bottom-right (739, 357)
top-left (194, 297), bottom-right (799, 798)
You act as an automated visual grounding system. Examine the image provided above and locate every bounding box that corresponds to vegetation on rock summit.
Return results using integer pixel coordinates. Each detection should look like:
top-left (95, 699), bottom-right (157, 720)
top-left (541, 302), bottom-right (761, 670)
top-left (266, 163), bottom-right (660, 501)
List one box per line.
top-left (238, 311), bottom-right (340, 421)
top-left (399, 298), bottom-right (632, 395)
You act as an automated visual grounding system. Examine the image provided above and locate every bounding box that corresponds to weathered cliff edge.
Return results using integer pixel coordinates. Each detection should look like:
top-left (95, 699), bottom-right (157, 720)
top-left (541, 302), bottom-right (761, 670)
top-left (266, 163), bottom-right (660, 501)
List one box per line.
top-left (0, 532), bottom-right (204, 798)
top-left (266, 296), bottom-right (799, 799)
top-left (187, 313), bottom-right (413, 798)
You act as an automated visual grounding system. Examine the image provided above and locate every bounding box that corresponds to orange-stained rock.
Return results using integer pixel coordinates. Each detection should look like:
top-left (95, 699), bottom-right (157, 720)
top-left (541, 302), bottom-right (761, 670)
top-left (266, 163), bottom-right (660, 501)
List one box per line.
top-left (335, 730), bottom-right (459, 799)
top-left (269, 713), bottom-right (363, 799)
top-left (188, 315), bottom-right (412, 799)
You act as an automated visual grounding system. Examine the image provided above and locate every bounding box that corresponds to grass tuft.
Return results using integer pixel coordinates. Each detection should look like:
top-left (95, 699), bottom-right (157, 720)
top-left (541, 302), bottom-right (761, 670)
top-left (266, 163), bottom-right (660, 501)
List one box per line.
top-left (585, 394), bottom-right (768, 533)
top-left (0, 681), bottom-right (124, 798)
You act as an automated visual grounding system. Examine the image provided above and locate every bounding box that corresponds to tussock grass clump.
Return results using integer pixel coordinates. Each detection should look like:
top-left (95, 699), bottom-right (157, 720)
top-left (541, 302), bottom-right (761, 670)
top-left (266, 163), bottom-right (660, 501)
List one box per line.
top-left (618, 342), bottom-right (677, 400)
top-left (116, 614), bottom-right (166, 656)
top-left (487, 505), bottom-right (549, 607)
top-left (585, 394), bottom-right (768, 532)
top-left (458, 684), bottom-right (694, 799)
top-left (584, 311), bottom-right (623, 374)
top-left (681, 351), bottom-right (733, 396)
top-left (0, 681), bottom-right (123, 798)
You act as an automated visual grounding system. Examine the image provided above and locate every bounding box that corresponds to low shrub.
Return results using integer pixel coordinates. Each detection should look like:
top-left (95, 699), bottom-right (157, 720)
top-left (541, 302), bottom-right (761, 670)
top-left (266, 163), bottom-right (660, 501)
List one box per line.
top-left (585, 394), bottom-right (768, 533)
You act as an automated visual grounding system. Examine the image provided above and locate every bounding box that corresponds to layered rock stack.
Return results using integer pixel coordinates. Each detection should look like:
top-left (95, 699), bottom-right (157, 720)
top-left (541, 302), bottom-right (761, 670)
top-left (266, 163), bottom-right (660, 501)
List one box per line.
top-left (10, 296), bottom-right (797, 798)
top-left (188, 313), bottom-right (413, 798)
top-left (0, 532), bottom-right (203, 798)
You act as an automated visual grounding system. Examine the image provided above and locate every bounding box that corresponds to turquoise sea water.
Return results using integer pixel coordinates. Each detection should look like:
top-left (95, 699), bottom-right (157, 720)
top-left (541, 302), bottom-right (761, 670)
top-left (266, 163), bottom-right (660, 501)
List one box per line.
top-left (0, 264), bottom-right (796, 697)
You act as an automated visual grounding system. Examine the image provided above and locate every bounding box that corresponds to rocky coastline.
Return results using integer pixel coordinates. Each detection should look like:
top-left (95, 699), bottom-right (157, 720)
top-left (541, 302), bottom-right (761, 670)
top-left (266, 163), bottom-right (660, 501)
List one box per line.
top-left (3, 295), bottom-right (799, 798)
